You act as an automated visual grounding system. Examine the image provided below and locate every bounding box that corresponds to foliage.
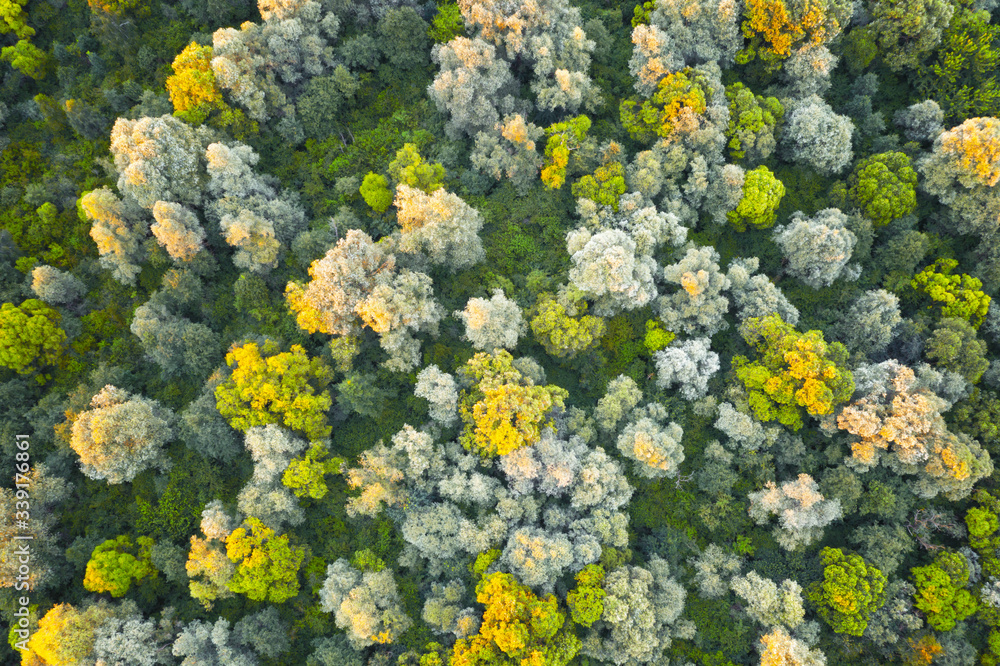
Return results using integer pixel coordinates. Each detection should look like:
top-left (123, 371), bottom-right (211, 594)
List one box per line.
top-left (807, 547), bottom-right (887, 636)
top-left (733, 313), bottom-right (855, 430)
top-left (0, 299), bottom-right (65, 378)
top-left (389, 143), bottom-right (446, 193)
top-left (848, 152), bottom-right (918, 227)
top-left (361, 172), bottom-right (393, 213)
top-left (911, 550), bottom-right (978, 630)
top-left (567, 564), bottom-right (606, 627)
top-left (620, 68), bottom-right (710, 142)
top-left (451, 571), bottom-right (580, 666)
top-left (911, 258), bottom-right (991, 329)
top-left (571, 162), bottom-right (628, 211)
top-left (166, 42), bottom-right (224, 124)
top-left (541, 115), bottom-right (591, 190)
top-left (225, 516), bottom-right (306, 603)
top-left (727, 165), bottom-right (785, 231)
top-left (214, 340), bottom-right (334, 440)
top-left (724, 83), bottom-right (784, 163)
top-left (458, 350), bottom-right (569, 457)
top-left (83, 535), bottom-right (156, 597)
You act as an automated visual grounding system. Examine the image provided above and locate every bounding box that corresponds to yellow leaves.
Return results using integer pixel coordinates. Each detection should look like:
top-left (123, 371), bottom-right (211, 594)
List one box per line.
top-left (680, 270), bottom-right (706, 296)
top-left (166, 42), bottom-right (223, 121)
top-left (501, 114), bottom-right (535, 149)
top-left (940, 116), bottom-right (1000, 187)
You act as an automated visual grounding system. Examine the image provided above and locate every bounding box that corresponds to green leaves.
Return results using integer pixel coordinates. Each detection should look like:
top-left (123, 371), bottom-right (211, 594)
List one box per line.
top-left (807, 548), bottom-right (887, 636)
top-left (848, 151), bottom-right (918, 226)
top-left (911, 258), bottom-right (991, 328)
top-left (0, 299), bottom-right (66, 380)
top-left (727, 165), bottom-right (785, 231)
top-left (566, 564), bottom-right (606, 627)
top-left (83, 535), bottom-right (157, 597)
top-left (226, 517), bottom-right (305, 603)
top-left (360, 172), bottom-right (393, 213)
top-left (911, 550), bottom-right (978, 631)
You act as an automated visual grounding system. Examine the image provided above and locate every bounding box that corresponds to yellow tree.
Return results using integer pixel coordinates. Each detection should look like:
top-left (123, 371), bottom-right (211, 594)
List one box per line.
top-left (165, 42), bottom-right (224, 124)
top-left (734, 313), bottom-right (854, 430)
top-left (451, 571), bottom-right (581, 666)
top-left (225, 517), bottom-right (305, 603)
top-left (214, 340), bottom-right (333, 440)
top-left (458, 350), bottom-right (568, 457)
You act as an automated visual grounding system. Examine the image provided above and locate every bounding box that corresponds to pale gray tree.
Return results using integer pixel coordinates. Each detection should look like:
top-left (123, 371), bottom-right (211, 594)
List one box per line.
top-left (781, 95), bottom-right (854, 175)
top-left (773, 209), bottom-right (858, 289)
top-left (30, 265), bottom-right (85, 304)
top-left (455, 288), bottom-right (526, 351)
top-left (653, 337), bottom-right (720, 400)
top-left (658, 246), bottom-right (731, 337)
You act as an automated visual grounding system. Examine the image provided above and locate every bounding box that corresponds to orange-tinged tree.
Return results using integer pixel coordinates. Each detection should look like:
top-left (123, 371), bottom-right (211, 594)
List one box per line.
top-left (166, 42), bottom-right (224, 124)
top-left (620, 69), bottom-right (710, 143)
top-left (758, 626), bottom-right (827, 666)
top-left (214, 340), bottom-right (333, 440)
top-left (938, 116), bottom-right (1000, 187)
top-left (451, 572), bottom-right (581, 666)
top-left (458, 350), bottom-right (568, 457)
top-left (734, 313), bottom-right (854, 430)
top-left (738, 0), bottom-right (850, 68)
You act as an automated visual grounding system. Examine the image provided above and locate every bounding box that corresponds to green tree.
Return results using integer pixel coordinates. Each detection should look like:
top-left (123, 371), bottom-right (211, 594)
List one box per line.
top-left (360, 172), bottom-right (393, 213)
top-left (848, 152), bottom-right (918, 226)
top-left (541, 115), bottom-right (591, 189)
top-left (911, 550), bottom-right (978, 630)
top-left (724, 83), bottom-right (784, 163)
top-left (529, 292), bottom-right (606, 359)
top-left (925, 317), bottom-right (990, 384)
top-left (225, 517), bottom-right (305, 603)
top-left (1, 0), bottom-right (35, 39)
top-left (566, 564), bottom-right (606, 627)
top-left (282, 442), bottom-right (342, 499)
top-left (911, 258), bottom-right (991, 328)
top-left (389, 143), bottom-right (445, 193)
top-left (428, 2), bottom-right (463, 42)
top-left (0, 299), bottom-right (66, 378)
top-left (215, 340), bottom-right (334, 440)
top-left (83, 535), bottom-right (157, 597)
top-left (620, 69), bottom-right (710, 142)
top-left (1, 38), bottom-right (46, 79)
top-left (733, 314), bottom-right (854, 430)
top-left (571, 162), bottom-right (627, 210)
top-left (807, 547), bottom-right (887, 636)
top-left (727, 166), bottom-right (785, 231)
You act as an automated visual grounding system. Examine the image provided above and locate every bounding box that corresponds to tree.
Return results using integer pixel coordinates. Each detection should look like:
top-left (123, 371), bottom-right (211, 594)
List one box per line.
top-left (838, 289), bottom-right (902, 356)
top-left (567, 564), bottom-right (606, 627)
top-left (654, 338), bottom-right (720, 400)
top-left (925, 317), bottom-right (990, 384)
top-left (529, 290), bottom-right (606, 359)
top-left (691, 544), bottom-right (742, 598)
top-left (83, 535), bottom-right (157, 597)
top-left (0, 464), bottom-right (70, 592)
top-left (377, 7), bottom-right (430, 70)
top-left (654, 249), bottom-right (730, 339)
top-left (471, 114), bottom-right (544, 194)
top-left (428, 36), bottom-right (524, 140)
top-left (594, 374), bottom-right (643, 433)
top-left (187, 502), bottom-right (237, 609)
top-left (214, 340), bottom-right (333, 440)
top-left (620, 68), bottom-right (711, 142)
top-left (172, 617), bottom-right (258, 666)
top-left (166, 42), bottom-right (224, 124)
top-left (773, 209), bottom-right (858, 289)
top-left (647, 0), bottom-right (742, 68)
top-left (580, 558), bottom-right (689, 665)
top-left (81, 187), bottom-right (148, 285)
top-left (725, 83), bottom-right (783, 163)
top-left (541, 115), bottom-right (591, 189)
top-left (30, 265), bottom-right (85, 305)
top-left (70, 385), bottom-right (174, 484)
top-left (911, 258), bottom-right (991, 329)
top-left (869, 0), bottom-right (953, 70)
top-left (0, 0), bottom-right (33, 39)
top-left (726, 257), bottom-right (800, 325)
top-left (451, 571), bottom-right (580, 666)
top-left (757, 626), bottom-right (827, 666)
top-left (1, 38), bottom-right (46, 78)
top-left (130, 301), bottom-right (218, 379)
top-left (320, 558), bottom-right (413, 649)
top-left (734, 313), bottom-right (854, 430)
top-left (780, 96), bottom-right (854, 175)
top-left (807, 547), bottom-right (887, 636)
top-left (394, 184), bottom-right (485, 270)
top-left (458, 350), bottom-right (569, 457)
top-left (749, 474), bottom-right (842, 549)
top-left (848, 152), bottom-right (918, 226)
top-left (616, 414), bottom-right (685, 479)
top-left (567, 228), bottom-right (657, 317)
top-left (894, 100), bottom-right (944, 142)
top-left (232, 607), bottom-right (291, 659)
top-left (456, 289), bottom-right (526, 351)
top-left (911, 550), bottom-right (978, 630)
top-left (731, 571), bottom-right (805, 628)
top-left (25, 600), bottom-right (146, 666)
top-left (150, 201), bottom-right (206, 262)
top-left (389, 143), bottom-right (446, 193)
top-left (415, 365), bottom-right (460, 425)
top-left (728, 165), bottom-right (785, 231)
top-left (238, 424), bottom-right (309, 529)
top-left (0, 299), bottom-right (65, 377)
top-left (296, 67), bottom-right (359, 139)
top-left (282, 441), bottom-right (341, 500)
top-left (109, 114), bottom-right (213, 208)
top-left (738, 0), bottom-right (851, 68)
top-left (225, 516), bottom-right (305, 603)
top-left (572, 161), bottom-right (628, 210)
